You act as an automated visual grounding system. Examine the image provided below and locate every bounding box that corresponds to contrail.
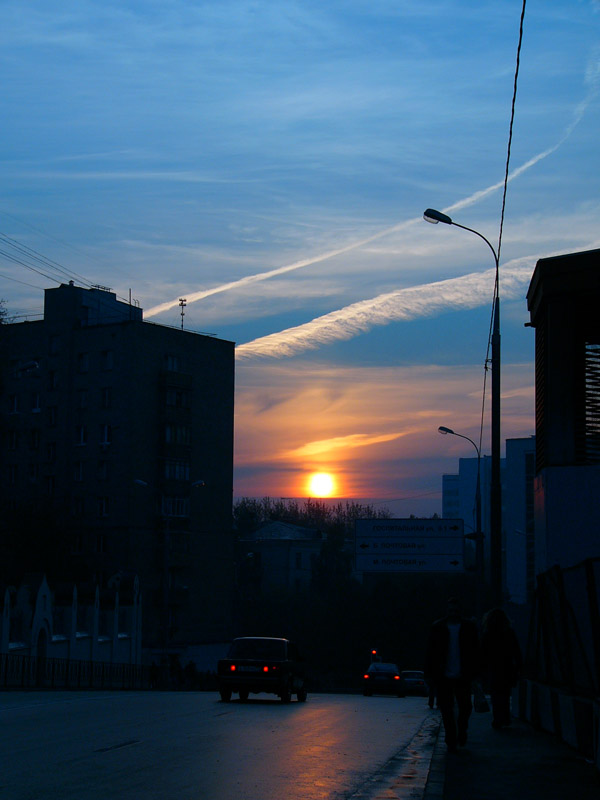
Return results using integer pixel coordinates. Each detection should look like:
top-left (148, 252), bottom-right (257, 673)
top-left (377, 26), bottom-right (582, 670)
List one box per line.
top-left (235, 258), bottom-right (536, 360)
top-left (145, 56), bottom-right (598, 320)
top-left (144, 218), bottom-right (419, 317)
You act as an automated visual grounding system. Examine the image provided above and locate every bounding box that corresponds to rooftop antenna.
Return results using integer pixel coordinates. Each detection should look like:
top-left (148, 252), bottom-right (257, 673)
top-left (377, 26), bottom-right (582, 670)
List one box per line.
top-left (179, 298), bottom-right (187, 330)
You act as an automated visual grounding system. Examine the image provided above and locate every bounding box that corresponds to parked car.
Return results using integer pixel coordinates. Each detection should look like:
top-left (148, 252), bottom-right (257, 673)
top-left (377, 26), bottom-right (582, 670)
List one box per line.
top-left (362, 662), bottom-right (402, 696)
top-left (399, 670), bottom-right (429, 697)
top-left (217, 636), bottom-right (307, 703)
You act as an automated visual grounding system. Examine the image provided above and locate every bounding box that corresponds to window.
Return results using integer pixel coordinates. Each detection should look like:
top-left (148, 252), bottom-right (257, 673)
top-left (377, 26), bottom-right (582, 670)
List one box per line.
top-left (8, 430), bottom-right (18, 450)
top-left (8, 464), bottom-right (18, 485)
top-left (77, 390), bottom-right (88, 410)
top-left (73, 461), bottom-right (84, 481)
top-left (165, 424), bottom-right (192, 445)
top-left (49, 335), bottom-right (60, 355)
top-left (47, 406), bottom-right (58, 427)
top-left (164, 459), bottom-right (190, 481)
top-left (100, 424), bottom-right (112, 446)
top-left (97, 460), bottom-right (108, 481)
top-left (9, 394), bottom-right (19, 414)
top-left (72, 497), bottom-right (85, 516)
top-left (30, 429), bottom-right (41, 450)
top-left (161, 496), bottom-right (190, 517)
top-left (97, 497), bottom-right (110, 517)
top-left (96, 533), bottom-right (107, 553)
top-left (75, 425), bottom-right (87, 446)
top-left (31, 392), bottom-right (41, 413)
top-left (101, 387), bottom-right (112, 409)
top-left (48, 371), bottom-right (58, 390)
top-left (46, 442), bottom-right (57, 462)
top-left (165, 354), bottom-right (180, 372)
top-left (101, 350), bottom-right (114, 370)
top-left (77, 353), bottom-right (89, 373)
top-left (166, 388), bottom-right (190, 408)
top-left (46, 476), bottom-right (55, 496)
top-left (295, 552), bottom-right (302, 569)
top-left (29, 463), bottom-right (40, 482)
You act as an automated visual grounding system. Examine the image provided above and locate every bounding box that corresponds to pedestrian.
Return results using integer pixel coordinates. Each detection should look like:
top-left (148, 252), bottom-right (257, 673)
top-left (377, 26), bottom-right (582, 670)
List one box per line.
top-left (480, 607), bottom-right (522, 729)
top-left (425, 597), bottom-right (480, 752)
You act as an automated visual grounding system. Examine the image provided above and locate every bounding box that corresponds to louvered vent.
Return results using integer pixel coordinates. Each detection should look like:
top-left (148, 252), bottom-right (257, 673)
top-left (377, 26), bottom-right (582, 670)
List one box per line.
top-left (585, 341), bottom-right (600, 463)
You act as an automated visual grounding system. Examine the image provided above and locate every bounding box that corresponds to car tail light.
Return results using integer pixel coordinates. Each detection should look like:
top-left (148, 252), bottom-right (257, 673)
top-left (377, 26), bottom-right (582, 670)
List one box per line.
top-left (263, 666), bottom-right (269, 673)
top-left (363, 674), bottom-right (370, 680)
top-left (394, 675), bottom-right (400, 681)
top-left (230, 665), bottom-right (236, 672)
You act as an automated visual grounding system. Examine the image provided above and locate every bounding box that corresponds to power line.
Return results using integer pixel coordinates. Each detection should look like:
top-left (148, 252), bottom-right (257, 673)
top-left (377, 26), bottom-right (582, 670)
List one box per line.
top-left (0, 231), bottom-right (94, 287)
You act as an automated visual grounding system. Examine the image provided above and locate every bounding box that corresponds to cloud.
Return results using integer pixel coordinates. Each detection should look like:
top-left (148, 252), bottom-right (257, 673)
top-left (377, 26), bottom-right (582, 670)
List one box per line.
top-left (235, 258), bottom-right (535, 360)
top-left (143, 50), bottom-right (599, 320)
top-left (287, 431), bottom-right (408, 458)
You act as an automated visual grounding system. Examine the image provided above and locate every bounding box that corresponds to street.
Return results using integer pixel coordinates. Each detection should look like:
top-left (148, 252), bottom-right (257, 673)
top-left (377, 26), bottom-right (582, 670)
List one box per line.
top-left (0, 691), bottom-right (439, 800)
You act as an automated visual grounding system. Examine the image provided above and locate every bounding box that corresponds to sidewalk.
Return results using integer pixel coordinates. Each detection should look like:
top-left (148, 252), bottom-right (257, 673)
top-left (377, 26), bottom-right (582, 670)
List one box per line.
top-left (423, 707), bottom-right (599, 800)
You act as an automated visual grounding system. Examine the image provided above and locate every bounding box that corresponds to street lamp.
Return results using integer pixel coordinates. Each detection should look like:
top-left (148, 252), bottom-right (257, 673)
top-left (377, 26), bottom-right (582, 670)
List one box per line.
top-left (438, 427), bottom-right (483, 609)
top-left (425, 209), bottom-right (502, 606)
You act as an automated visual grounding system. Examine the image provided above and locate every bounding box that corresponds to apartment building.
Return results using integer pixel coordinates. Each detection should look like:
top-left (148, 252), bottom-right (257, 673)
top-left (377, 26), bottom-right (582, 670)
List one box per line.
top-left (1, 282), bottom-right (235, 652)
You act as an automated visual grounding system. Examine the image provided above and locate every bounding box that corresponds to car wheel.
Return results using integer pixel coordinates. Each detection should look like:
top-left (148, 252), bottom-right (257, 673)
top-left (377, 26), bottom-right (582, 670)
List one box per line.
top-left (219, 688), bottom-right (232, 702)
top-left (280, 683), bottom-right (292, 703)
top-left (297, 686), bottom-right (307, 702)
top-left (239, 689), bottom-right (249, 702)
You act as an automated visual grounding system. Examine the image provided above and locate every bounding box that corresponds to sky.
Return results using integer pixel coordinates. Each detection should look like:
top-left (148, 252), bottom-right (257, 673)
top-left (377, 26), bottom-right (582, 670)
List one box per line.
top-left (2, 1), bottom-right (600, 515)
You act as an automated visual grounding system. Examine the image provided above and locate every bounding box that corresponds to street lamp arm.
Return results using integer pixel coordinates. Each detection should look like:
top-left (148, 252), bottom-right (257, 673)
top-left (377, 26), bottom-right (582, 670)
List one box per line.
top-left (437, 426), bottom-right (480, 458)
top-left (423, 208), bottom-right (499, 271)
top-left (450, 222), bottom-right (499, 271)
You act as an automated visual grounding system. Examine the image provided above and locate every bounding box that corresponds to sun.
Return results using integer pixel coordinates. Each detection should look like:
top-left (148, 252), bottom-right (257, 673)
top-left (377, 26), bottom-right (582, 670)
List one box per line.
top-left (308, 472), bottom-right (335, 498)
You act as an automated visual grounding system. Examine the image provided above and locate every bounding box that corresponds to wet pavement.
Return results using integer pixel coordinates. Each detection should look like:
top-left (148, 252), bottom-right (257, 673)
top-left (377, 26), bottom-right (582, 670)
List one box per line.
top-left (422, 706), bottom-right (599, 800)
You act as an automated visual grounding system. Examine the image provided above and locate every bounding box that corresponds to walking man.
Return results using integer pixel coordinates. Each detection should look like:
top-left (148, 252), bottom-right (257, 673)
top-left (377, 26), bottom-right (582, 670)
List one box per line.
top-left (425, 598), bottom-right (480, 752)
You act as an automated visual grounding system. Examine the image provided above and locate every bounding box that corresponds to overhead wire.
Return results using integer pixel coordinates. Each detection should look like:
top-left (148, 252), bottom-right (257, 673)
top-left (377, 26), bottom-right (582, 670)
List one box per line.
top-left (477, 0), bottom-right (527, 459)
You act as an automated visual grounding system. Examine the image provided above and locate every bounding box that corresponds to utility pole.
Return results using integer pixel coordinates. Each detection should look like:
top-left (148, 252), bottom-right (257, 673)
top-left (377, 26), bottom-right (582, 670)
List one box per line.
top-left (179, 298), bottom-right (186, 330)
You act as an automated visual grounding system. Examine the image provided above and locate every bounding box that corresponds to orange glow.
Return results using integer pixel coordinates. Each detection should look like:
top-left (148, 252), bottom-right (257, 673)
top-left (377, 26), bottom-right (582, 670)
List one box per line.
top-left (307, 472), bottom-right (335, 497)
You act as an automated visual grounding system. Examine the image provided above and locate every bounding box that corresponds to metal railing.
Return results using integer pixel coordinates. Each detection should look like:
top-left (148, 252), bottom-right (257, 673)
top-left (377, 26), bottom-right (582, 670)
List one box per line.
top-left (0, 653), bottom-right (151, 690)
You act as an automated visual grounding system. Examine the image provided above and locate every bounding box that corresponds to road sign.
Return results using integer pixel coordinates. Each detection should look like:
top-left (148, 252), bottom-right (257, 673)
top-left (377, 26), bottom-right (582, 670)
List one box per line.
top-left (355, 536), bottom-right (463, 555)
top-left (354, 518), bottom-right (465, 573)
top-left (355, 553), bottom-right (464, 572)
top-left (355, 518), bottom-right (464, 537)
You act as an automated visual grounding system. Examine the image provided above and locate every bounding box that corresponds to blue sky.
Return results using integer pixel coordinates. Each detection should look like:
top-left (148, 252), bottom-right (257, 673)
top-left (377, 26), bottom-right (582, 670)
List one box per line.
top-left (2, 1), bottom-right (600, 513)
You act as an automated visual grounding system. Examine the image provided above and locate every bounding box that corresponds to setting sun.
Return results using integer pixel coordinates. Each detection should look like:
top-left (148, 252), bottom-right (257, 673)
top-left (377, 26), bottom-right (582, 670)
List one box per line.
top-left (308, 472), bottom-right (335, 498)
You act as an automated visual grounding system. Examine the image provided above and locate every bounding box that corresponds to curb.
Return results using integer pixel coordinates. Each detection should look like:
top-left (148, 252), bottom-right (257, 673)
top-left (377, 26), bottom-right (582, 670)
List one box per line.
top-left (350, 711), bottom-right (442, 799)
top-left (422, 721), bottom-right (446, 799)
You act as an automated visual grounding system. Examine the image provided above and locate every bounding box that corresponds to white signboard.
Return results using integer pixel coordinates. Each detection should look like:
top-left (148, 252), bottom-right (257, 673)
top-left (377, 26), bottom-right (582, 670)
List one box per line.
top-left (354, 518), bottom-right (465, 573)
top-left (355, 519), bottom-right (464, 537)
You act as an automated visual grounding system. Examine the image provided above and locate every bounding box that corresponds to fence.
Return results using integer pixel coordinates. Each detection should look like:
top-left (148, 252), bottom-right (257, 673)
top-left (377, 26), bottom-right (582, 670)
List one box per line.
top-left (1, 652), bottom-right (150, 690)
top-left (519, 557), bottom-right (600, 770)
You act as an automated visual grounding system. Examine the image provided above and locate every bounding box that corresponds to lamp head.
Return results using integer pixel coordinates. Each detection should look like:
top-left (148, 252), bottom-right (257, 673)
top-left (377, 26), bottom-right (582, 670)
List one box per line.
top-left (423, 208), bottom-right (453, 225)
top-left (438, 426), bottom-right (454, 435)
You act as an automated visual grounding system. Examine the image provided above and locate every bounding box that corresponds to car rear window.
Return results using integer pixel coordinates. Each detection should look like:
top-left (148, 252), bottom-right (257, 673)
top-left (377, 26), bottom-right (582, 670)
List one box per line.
top-left (228, 638), bottom-right (287, 660)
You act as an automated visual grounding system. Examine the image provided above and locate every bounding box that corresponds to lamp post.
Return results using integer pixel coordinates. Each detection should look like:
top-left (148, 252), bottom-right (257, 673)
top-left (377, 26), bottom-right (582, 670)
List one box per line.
top-left (425, 209), bottom-right (502, 607)
top-left (438, 426), bottom-right (483, 618)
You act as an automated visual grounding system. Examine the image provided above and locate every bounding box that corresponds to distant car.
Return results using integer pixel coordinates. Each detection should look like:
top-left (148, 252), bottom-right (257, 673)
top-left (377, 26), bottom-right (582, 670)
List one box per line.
top-left (217, 636), bottom-right (307, 703)
top-left (399, 670), bottom-right (429, 697)
top-left (362, 662), bottom-right (402, 696)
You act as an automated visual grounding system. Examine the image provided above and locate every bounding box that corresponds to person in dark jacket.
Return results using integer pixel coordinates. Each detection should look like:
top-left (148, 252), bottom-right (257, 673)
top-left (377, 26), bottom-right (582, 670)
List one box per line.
top-left (425, 598), bottom-right (480, 752)
top-left (480, 607), bottom-right (522, 729)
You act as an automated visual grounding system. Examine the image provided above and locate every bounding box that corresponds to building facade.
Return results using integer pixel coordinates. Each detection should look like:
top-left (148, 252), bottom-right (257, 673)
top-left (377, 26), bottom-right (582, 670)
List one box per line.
top-left (526, 247), bottom-right (600, 573)
top-left (1, 283), bottom-right (235, 652)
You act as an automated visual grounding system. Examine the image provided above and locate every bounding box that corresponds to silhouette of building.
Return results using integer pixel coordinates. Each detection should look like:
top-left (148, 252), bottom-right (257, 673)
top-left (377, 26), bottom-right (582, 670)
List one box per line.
top-left (441, 438), bottom-right (536, 605)
top-left (526, 247), bottom-right (600, 572)
top-left (504, 436), bottom-right (536, 604)
top-left (237, 520), bottom-right (323, 595)
top-left (1, 282), bottom-right (235, 653)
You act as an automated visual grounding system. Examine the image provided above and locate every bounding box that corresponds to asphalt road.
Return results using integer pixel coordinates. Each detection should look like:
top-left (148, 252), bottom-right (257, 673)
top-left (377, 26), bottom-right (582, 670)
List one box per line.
top-left (0, 690), bottom-right (436, 800)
